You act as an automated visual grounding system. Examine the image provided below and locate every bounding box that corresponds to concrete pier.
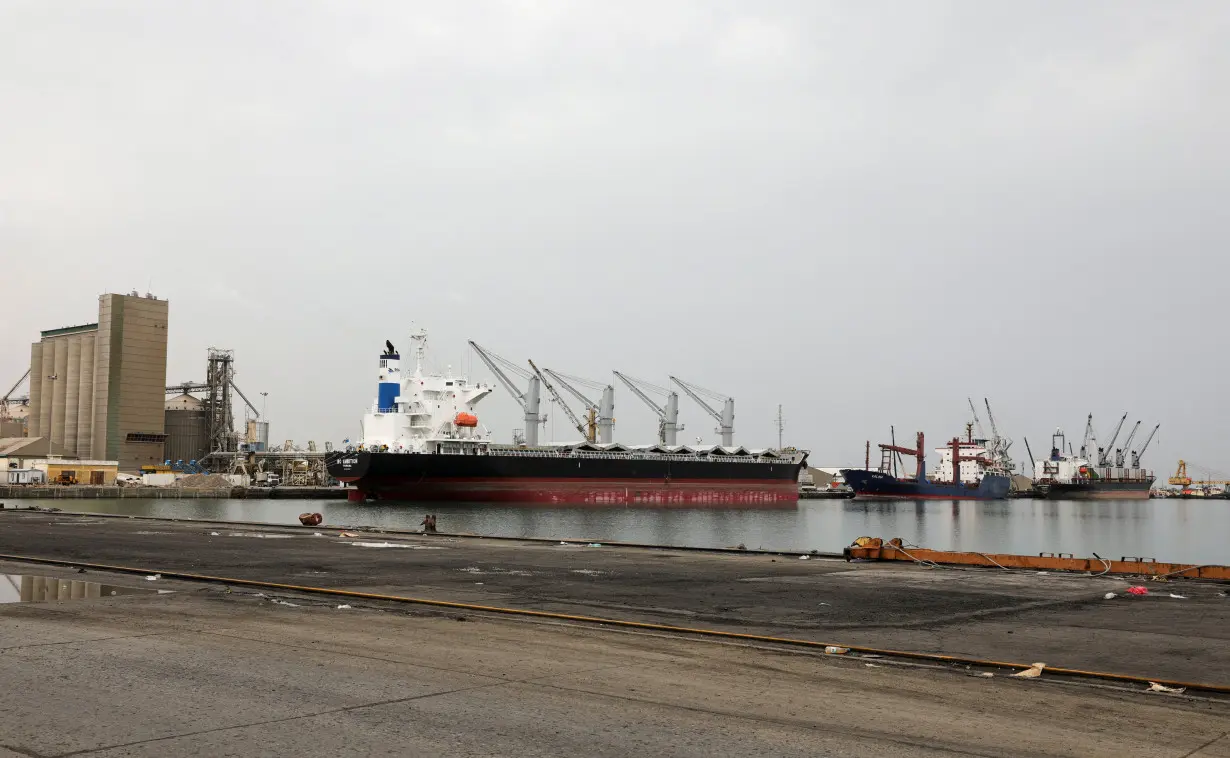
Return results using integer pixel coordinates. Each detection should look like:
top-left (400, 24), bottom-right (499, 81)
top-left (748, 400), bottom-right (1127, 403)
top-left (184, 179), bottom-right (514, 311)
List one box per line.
top-left (0, 510), bottom-right (1226, 757)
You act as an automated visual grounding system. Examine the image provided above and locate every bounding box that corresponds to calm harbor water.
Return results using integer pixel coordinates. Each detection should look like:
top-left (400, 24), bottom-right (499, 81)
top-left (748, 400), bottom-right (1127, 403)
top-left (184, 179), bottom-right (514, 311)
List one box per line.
top-left (7, 497), bottom-right (1227, 565)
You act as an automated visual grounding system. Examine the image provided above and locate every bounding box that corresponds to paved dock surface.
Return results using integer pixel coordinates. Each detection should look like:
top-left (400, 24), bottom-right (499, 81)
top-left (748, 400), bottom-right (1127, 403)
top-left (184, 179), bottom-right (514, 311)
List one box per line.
top-left (0, 510), bottom-right (1227, 756)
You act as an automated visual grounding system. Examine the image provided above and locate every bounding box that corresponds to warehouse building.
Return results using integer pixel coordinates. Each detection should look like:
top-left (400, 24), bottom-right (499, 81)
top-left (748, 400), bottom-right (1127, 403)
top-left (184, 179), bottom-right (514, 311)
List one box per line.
top-left (25, 293), bottom-right (169, 472)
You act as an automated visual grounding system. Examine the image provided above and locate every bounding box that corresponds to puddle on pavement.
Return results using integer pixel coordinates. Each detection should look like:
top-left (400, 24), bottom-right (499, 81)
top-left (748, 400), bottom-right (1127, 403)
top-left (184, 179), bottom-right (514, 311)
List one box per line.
top-left (0, 574), bottom-right (172, 604)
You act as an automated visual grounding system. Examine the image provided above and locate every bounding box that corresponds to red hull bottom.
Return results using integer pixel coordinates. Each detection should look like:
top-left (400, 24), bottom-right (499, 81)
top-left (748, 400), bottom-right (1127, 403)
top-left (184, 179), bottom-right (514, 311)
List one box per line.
top-left (344, 478), bottom-right (799, 507)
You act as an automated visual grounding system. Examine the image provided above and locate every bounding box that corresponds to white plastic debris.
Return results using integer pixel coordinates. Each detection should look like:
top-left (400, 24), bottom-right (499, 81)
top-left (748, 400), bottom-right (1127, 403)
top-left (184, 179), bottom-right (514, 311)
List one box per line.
top-left (587, 543), bottom-right (602, 547)
top-left (1012, 663), bottom-right (1046, 679)
top-left (560, 541), bottom-right (569, 545)
top-left (824, 646), bottom-right (849, 655)
top-left (977, 672), bottom-right (995, 678)
top-left (799, 555), bottom-right (810, 560)
top-left (209, 531), bottom-right (220, 536)
top-left (1103, 592), bottom-right (1117, 599)
top-left (270, 598), bottom-right (299, 607)
top-left (313, 532), bottom-right (324, 537)
top-left (336, 604), bottom-right (352, 610)
top-left (1035, 571), bottom-right (1048, 575)
top-left (864, 663), bottom-right (880, 668)
top-left (1147, 682), bottom-right (1186, 694)
top-left (1169, 593), bottom-right (1188, 599)
top-left (145, 574), bottom-right (161, 581)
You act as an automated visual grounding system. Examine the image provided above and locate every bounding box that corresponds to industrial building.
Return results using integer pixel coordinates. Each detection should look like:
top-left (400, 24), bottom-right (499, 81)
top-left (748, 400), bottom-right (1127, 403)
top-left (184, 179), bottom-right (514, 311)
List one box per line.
top-left (24, 292), bottom-right (169, 472)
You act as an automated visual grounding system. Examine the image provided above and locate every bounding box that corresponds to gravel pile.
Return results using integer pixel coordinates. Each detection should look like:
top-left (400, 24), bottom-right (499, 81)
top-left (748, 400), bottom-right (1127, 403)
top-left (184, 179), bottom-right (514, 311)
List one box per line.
top-left (178, 473), bottom-right (234, 490)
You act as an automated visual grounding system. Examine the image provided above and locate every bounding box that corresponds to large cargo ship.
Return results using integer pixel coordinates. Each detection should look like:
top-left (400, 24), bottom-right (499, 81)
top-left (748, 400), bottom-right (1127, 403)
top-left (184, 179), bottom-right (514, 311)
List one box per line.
top-left (841, 427), bottom-right (1012, 501)
top-left (1032, 420), bottom-right (1156, 500)
top-left (327, 333), bottom-right (806, 506)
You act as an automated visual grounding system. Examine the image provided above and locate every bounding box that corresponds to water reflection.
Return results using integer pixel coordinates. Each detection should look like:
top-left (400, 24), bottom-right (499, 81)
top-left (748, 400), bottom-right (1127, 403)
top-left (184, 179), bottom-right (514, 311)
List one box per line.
top-left (6, 498), bottom-right (1227, 564)
top-left (0, 574), bottom-right (168, 604)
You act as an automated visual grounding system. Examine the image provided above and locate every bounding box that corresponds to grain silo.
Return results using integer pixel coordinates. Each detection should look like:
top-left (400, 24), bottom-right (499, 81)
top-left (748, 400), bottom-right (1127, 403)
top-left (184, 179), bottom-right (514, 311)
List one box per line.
top-left (164, 393), bottom-right (209, 466)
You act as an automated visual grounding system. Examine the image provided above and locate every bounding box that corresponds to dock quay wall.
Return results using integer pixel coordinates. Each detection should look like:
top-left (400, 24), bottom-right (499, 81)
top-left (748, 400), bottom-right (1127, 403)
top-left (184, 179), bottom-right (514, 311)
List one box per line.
top-left (0, 486), bottom-right (347, 500)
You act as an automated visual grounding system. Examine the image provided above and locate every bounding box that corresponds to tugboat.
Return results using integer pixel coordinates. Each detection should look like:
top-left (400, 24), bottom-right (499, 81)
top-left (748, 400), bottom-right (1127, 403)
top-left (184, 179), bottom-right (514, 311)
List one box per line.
top-left (841, 426), bottom-right (1012, 501)
top-left (326, 330), bottom-right (806, 505)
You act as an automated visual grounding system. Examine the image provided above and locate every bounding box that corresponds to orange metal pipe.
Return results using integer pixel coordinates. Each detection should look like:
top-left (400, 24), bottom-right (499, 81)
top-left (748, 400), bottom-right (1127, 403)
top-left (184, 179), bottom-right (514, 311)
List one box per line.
top-left (844, 542), bottom-right (1230, 581)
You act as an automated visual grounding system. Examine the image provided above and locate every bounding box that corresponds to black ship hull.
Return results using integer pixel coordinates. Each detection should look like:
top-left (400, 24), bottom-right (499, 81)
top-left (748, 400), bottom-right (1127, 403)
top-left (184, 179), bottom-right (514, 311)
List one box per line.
top-left (1037, 479), bottom-right (1153, 500)
top-left (328, 450), bottom-right (804, 507)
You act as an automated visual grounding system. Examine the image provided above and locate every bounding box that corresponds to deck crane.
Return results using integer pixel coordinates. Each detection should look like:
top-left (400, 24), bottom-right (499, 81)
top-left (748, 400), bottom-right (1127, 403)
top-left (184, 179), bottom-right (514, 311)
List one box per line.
top-left (1130, 424), bottom-right (1160, 468)
top-left (544, 369), bottom-right (614, 444)
top-left (1078, 414), bottom-right (1097, 459)
top-left (613, 372), bottom-right (681, 445)
top-left (1096, 412), bottom-right (1128, 466)
top-left (967, 398), bottom-right (986, 440)
top-left (982, 398), bottom-right (1013, 471)
top-left (468, 341), bottom-right (543, 446)
top-left (669, 376), bottom-right (734, 447)
top-left (1114, 421), bottom-right (1142, 467)
top-left (1023, 436), bottom-right (1036, 476)
top-left (527, 360), bottom-right (590, 443)
top-left (1, 368), bottom-right (31, 421)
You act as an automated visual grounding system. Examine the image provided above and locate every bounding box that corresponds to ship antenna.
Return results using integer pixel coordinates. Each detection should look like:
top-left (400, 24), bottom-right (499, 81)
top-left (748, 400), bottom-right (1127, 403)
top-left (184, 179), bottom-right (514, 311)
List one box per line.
top-left (409, 325), bottom-right (428, 374)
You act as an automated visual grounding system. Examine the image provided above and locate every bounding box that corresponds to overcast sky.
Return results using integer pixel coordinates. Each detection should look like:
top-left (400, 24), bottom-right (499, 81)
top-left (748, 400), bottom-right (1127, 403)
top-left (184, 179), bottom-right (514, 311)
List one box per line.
top-left (2, 1), bottom-right (1227, 475)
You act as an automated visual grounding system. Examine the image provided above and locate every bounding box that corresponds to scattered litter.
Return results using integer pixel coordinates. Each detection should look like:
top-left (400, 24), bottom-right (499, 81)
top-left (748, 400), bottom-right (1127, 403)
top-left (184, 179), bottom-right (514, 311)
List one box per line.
top-left (1147, 682), bottom-right (1186, 694)
top-left (269, 598), bottom-right (300, 607)
top-left (254, 592), bottom-right (267, 597)
top-left (587, 543), bottom-right (602, 548)
top-left (864, 663), bottom-right (880, 668)
top-left (1103, 592), bottom-right (1117, 600)
top-left (861, 654), bottom-right (883, 659)
top-left (227, 532), bottom-right (293, 539)
top-left (799, 555), bottom-right (810, 560)
top-left (145, 574), bottom-right (161, 581)
top-left (977, 672), bottom-right (995, 678)
top-left (1169, 593), bottom-right (1188, 599)
top-left (343, 541), bottom-right (440, 549)
top-left (571, 569), bottom-right (604, 576)
top-left (336, 604), bottom-right (351, 610)
top-left (474, 582), bottom-right (484, 585)
top-left (818, 602), bottom-right (829, 606)
top-left (1126, 586), bottom-right (1149, 596)
top-left (313, 532), bottom-right (324, 537)
top-left (1218, 591), bottom-right (1227, 598)
top-left (1012, 663), bottom-right (1046, 679)
top-left (560, 541), bottom-right (569, 545)
top-left (209, 532), bottom-right (220, 536)
top-left (1035, 571), bottom-right (1048, 575)
top-left (339, 531), bottom-right (360, 538)
top-left (824, 646), bottom-right (849, 655)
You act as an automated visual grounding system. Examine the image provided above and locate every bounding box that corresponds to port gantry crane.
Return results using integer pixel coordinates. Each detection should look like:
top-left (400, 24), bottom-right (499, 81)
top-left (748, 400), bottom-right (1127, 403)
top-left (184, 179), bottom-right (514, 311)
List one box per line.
top-left (1, 368), bottom-right (30, 421)
top-left (669, 376), bottom-right (735, 447)
top-left (468, 341), bottom-right (543, 447)
top-left (613, 372), bottom-right (681, 445)
top-left (543, 369), bottom-right (615, 444)
top-left (528, 360), bottom-right (593, 444)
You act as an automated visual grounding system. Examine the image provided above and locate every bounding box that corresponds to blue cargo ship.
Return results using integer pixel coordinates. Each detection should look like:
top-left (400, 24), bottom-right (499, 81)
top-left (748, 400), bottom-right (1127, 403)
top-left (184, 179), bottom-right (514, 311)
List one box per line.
top-left (841, 429), bottom-right (1012, 501)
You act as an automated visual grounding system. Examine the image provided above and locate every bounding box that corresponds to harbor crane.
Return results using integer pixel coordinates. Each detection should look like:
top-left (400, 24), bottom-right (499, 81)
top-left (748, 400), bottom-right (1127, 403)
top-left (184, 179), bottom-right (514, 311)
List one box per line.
top-left (1130, 424), bottom-right (1159, 468)
top-left (1, 368), bottom-right (31, 421)
top-left (982, 398), bottom-right (1013, 471)
top-left (1114, 421), bottom-right (1142, 467)
top-left (1096, 412), bottom-right (1128, 466)
top-left (468, 341), bottom-right (543, 446)
top-left (528, 360), bottom-right (591, 443)
top-left (1079, 414), bottom-right (1097, 459)
top-left (967, 398), bottom-right (986, 440)
top-left (544, 369), bottom-right (615, 444)
top-left (613, 372), bottom-right (681, 445)
top-left (669, 376), bottom-right (734, 447)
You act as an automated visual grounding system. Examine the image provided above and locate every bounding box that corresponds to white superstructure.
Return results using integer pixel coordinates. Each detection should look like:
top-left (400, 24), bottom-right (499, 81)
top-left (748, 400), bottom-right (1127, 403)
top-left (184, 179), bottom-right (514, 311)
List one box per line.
top-left (930, 439), bottom-right (992, 484)
top-left (354, 330), bottom-right (494, 454)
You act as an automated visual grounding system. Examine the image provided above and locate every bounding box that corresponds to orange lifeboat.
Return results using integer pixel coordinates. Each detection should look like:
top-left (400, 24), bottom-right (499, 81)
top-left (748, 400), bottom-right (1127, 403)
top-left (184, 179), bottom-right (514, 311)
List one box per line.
top-left (454, 412), bottom-right (478, 428)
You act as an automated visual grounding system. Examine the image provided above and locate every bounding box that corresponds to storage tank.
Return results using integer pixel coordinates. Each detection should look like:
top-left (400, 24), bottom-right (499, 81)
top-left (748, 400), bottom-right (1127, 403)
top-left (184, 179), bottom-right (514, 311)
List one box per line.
top-left (164, 408), bottom-right (209, 465)
top-left (246, 420), bottom-right (269, 452)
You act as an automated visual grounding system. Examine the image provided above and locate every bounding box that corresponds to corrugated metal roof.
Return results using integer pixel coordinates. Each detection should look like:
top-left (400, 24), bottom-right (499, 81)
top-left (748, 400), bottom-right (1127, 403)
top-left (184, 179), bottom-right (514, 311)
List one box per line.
top-left (39, 323), bottom-right (98, 338)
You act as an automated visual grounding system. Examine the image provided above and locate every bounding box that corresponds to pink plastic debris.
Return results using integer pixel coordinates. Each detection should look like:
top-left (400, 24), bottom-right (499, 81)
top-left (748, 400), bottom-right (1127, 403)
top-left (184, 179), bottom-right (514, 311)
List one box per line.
top-left (1126, 586), bottom-right (1149, 596)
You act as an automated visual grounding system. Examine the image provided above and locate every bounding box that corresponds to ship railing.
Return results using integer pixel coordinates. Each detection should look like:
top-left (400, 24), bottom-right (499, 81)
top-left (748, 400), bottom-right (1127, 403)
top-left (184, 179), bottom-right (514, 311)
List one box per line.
top-left (484, 448), bottom-right (778, 464)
